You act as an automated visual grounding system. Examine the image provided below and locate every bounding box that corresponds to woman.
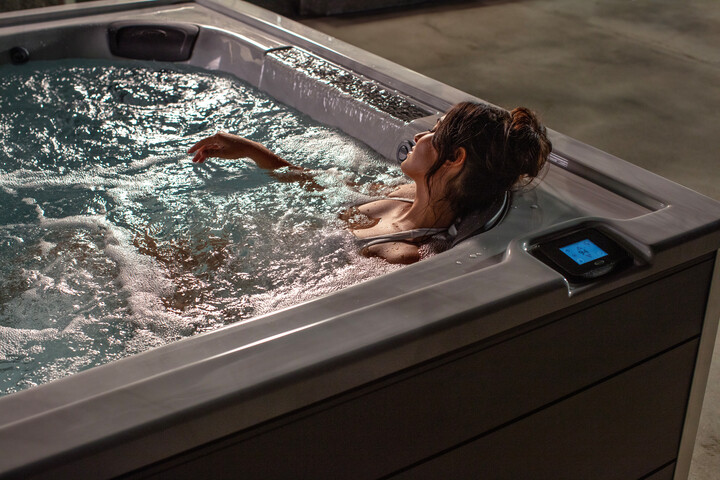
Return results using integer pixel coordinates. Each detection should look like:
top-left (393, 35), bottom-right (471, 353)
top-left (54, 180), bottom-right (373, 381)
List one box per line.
top-left (188, 102), bottom-right (551, 264)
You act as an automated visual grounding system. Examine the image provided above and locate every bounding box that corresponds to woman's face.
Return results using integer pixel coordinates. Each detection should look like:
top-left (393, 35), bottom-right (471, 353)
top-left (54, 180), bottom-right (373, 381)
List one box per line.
top-left (401, 118), bottom-right (442, 180)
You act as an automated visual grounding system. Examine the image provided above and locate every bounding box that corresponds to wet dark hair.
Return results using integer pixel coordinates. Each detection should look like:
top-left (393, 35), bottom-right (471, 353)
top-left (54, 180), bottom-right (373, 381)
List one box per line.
top-left (427, 102), bottom-right (551, 217)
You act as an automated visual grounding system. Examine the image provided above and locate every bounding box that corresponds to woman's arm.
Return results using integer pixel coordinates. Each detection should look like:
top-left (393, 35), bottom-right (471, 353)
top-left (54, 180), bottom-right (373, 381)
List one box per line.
top-left (188, 132), bottom-right (297, 170)
top-left (189, 132), bottom-right (322, 188)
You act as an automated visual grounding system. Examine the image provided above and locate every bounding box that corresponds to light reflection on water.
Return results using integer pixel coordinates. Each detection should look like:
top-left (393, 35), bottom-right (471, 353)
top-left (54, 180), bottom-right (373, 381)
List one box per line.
top-left (0, 59), bottom-right (405, 396)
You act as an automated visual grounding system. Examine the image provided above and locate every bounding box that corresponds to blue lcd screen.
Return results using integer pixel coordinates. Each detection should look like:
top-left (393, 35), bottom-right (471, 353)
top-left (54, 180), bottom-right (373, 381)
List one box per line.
top-left (559, 239), bottom-right (608, 266)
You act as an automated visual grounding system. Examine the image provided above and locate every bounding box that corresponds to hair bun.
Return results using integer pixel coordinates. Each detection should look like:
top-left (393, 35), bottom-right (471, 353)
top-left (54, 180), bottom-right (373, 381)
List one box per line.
top-left (509, 107), bottom-right (536, 128)
top-left (507, 107), bottom-right (551, 178)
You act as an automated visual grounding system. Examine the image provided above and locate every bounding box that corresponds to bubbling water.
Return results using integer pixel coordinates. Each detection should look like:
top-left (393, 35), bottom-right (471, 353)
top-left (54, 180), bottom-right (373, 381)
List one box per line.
top-left (0, 59), bottom-right (406, 396)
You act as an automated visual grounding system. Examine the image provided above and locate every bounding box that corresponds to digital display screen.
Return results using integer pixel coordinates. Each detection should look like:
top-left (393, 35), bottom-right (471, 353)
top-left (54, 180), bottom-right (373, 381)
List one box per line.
top-left (559, 239), bottom-right (608, 266)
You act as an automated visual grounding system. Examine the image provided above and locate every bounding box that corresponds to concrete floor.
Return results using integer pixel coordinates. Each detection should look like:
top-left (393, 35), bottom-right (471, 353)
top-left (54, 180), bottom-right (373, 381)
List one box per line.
top-left (297, 1), bottom-right (720, 479)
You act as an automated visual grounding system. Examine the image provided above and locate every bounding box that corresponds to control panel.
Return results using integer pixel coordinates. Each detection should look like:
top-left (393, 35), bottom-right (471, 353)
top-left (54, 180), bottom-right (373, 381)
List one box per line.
top-left (529, 228), bottom-right (633, 283)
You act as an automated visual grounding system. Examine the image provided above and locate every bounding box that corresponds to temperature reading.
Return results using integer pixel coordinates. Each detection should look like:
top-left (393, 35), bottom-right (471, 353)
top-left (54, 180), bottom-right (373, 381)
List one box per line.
top-left (559, 239), bottom-right (608, 266)
top-left (530, 228), bottom-right (632, 283)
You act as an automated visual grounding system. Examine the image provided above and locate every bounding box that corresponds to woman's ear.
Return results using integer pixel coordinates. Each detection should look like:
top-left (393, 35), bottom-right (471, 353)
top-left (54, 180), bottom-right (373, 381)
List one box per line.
top-left (449, 147), bottom-right (467, 167)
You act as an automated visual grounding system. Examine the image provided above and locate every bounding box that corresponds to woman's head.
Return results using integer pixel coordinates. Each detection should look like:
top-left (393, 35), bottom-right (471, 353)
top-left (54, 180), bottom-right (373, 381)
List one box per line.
top-left (422, 102), bottom-right (551, 217)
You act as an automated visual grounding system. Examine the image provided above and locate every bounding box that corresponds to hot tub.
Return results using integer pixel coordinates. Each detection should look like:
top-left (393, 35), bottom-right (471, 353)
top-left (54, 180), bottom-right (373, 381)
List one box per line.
top-left (0, 1), bottom-right (719, 479)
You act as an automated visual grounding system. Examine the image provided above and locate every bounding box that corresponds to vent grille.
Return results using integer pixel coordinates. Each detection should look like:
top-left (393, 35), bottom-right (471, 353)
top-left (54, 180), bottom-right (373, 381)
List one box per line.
top-left (268, 47), bottom-right (431, 123)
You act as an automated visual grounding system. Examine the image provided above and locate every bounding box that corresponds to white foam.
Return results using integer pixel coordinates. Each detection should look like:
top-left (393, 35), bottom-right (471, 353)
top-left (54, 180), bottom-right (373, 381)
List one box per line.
top-left (5, 234), bottom-right (24, 244)
top-left (124, 154), bottom-right (183, 173)
top-left (6, 212), bottom-right (190, 343)
top-left (89, 219), bottom-right (190, 339)
top-left (0, 325), bottom-right (59, 361)
top-left (63, 315), bottom-right (95, 338)
top-left (0, 166), bottom-right (160, 198)
top-left (38, 240), bottom-right (57, 257)
top-left (242, 227), bottom-right (401, 319)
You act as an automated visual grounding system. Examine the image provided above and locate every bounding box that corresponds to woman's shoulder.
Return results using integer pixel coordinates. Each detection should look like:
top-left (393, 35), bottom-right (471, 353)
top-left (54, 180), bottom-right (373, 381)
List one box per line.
top-left (387, 183), bottom-right (416, 200)
top-left (356, 195), bottom-right (411, 218)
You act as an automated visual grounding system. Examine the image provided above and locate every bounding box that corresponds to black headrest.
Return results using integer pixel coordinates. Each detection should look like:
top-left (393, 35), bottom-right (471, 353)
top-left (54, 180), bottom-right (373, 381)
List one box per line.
top-left (450, 191), bottom-right (511, 247)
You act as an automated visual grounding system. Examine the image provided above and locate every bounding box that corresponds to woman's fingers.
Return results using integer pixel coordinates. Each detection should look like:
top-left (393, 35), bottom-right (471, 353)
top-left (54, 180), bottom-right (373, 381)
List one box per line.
top-left (188, 137), bottom-right (213, 154)
top-left (190, 144), bottom-right (218, 163)
top-left (188, 133), bottom-right (226, 160)
top-left (190, 148), bottom-right (205, 163)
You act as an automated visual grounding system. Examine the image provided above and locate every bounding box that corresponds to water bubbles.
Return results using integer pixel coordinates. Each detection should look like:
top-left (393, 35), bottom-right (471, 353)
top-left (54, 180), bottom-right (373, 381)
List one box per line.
top-left (0, 58), bottom-right (406, 396)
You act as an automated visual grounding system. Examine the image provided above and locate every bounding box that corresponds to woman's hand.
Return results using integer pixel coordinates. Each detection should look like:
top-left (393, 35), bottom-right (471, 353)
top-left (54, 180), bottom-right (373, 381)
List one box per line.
top-left (188, 132), bottom-right (251, 163)
top-left (188, 133), bottom-right (292, 170)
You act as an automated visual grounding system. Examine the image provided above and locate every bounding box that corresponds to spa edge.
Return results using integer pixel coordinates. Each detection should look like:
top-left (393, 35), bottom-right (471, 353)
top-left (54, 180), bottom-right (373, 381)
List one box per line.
top-left (1, 1), bottom-right (720, 479)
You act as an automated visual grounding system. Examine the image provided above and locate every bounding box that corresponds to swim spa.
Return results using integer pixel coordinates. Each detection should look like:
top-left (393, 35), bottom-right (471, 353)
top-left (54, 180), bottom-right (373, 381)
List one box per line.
top-left (1, 1), bottom-right (719, 479)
